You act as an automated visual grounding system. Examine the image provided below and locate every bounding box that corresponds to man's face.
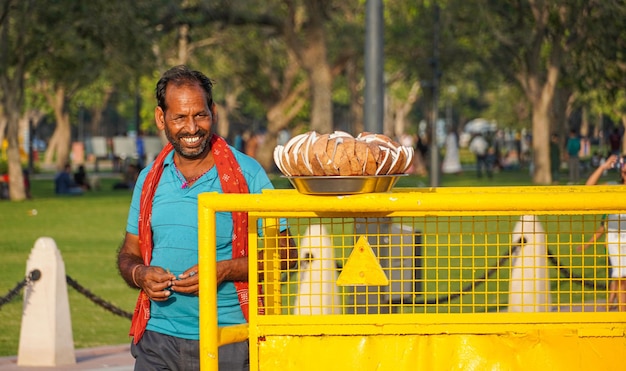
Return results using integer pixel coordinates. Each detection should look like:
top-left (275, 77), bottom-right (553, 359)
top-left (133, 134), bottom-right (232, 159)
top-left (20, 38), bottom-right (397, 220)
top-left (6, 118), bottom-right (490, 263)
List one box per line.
top-left (155, 83), bottom-right (214, 159)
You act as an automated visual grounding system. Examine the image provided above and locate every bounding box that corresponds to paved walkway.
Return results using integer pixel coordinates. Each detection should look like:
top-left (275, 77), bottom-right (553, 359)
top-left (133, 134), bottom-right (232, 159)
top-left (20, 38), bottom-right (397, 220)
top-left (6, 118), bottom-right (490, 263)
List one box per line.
top-left (0, 301), bottom-right (614, 370)
top-left (0, 344), bottom-right (134, 370)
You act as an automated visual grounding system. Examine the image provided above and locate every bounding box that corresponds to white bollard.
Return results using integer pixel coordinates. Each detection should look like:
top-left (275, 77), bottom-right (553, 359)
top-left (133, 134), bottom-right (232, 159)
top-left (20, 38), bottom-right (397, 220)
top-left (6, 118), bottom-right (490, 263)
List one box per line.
top-left (17, 237), bottom-right (76, 366)
top-left (294, 225), bottom-right (340, 315)
top-left (508, 215), bottom-right (552, 312)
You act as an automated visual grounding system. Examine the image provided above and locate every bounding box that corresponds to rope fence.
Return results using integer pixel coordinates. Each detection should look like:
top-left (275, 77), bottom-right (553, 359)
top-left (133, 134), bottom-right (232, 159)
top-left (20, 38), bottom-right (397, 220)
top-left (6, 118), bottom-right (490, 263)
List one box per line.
top-left (0, 270), bottom-right (132, 320)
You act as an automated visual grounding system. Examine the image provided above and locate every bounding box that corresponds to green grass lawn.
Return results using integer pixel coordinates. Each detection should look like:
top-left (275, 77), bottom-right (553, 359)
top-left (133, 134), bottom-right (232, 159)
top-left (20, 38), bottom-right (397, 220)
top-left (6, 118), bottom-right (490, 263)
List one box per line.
top-left (0, 166), bottom-right (588, 356)
top-left (0, 177), bottom-right (136, 355)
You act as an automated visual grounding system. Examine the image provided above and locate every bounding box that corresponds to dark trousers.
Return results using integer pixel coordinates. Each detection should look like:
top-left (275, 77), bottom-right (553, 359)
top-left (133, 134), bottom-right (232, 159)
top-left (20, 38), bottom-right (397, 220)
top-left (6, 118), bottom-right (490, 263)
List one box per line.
top-left (131, 330), bottom-right (249, 371)
top-left (568, 156), bottom-right (580, 183)
top-left (475, 155), bottom-right (493, 178)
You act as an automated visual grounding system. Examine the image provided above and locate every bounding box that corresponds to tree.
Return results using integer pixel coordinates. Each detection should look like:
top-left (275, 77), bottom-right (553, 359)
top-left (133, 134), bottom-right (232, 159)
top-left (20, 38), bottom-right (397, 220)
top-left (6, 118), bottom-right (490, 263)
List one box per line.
top-left (1, 1), bottom-right (158, 200)
top-left (450, 0), bottom-right (626, 184)
top-left (31, 1), bottom-right (156, 169)
top-left (0, 0), bottom-right (42, 201)
top-left (158, 1), bottom-right (359, 171)
top-left (212, 22), bottom-right (312, 170)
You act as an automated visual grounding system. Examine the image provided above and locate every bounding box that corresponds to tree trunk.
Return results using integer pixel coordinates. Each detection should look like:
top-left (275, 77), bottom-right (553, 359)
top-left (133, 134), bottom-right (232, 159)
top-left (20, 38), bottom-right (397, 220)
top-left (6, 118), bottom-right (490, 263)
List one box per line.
top-left (516, 4), bottom-right (563, 185)
top-left (284, 1), bottom-right (333, 134)
top-left (0, 0), bottom-right (32, 200)
top-left (6, 111), bottom-right (26, 201)
top-left (392, 81), bottom-right (421, 139)
top-left (91, 87), bottom-right (114, 136)
top-left (0, 115), bottom-right (6, 146)
top-left (256, 83), bottom-right (309, 172)
top-left (346, 59), bottom-right (363, 135)
top-left (523, 59), bottom-right (560, 185)
top-left (580, 111), bottom-right (591, 138)
top-left (177, 24), bottom-right (190, 65)
top-left (0, 76), bottom-right (26, 200)
top-left (216, 103), bottom-right (230, 140)
top-left (218, 86), bottom-right (242, 140)
top-left (44, 86), bottom-right (72, 170)
top-left (257, 133), bottom-right (278, 173)
top-left (308, 61), bottom-right (333, 133)
top-left (2, 92), bottom-right (26, 200)
top-left (530, 101), bottom-right (552, 185)
top-left (551, 88), bottom-right (572, 138)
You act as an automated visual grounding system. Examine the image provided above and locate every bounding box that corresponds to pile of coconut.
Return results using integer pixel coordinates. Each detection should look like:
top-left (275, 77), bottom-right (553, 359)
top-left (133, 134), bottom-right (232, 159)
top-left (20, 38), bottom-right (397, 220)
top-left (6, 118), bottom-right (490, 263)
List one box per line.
top-left (273, 131), bottom-right (414, 176)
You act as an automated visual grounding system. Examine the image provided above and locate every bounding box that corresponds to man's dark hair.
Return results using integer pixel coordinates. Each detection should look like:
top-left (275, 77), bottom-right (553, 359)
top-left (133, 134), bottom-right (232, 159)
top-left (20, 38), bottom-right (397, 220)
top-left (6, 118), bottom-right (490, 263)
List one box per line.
top-left (155, 65), bottom-right (214, 112)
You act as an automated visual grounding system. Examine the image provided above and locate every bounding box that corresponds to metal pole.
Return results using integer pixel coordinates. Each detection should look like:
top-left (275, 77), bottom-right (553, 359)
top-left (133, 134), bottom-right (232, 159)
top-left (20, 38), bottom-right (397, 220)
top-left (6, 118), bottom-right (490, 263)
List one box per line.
top-left (364, 0), bottom-right (384, 134)
top-left (429, 3), bottom-right (441, 187)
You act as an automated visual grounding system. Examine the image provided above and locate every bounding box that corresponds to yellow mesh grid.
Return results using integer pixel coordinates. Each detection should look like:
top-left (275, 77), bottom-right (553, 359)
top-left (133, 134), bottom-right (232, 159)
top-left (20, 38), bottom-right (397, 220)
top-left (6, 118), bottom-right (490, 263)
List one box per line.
top-left (254, 214), bottom-right (616, 316)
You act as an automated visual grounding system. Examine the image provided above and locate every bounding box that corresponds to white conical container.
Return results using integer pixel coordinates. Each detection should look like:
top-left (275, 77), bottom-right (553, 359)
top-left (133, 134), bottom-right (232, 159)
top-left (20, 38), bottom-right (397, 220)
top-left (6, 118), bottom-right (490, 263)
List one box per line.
top-left (294, 225), bottom-right (340, 315)
top-left (508, 215), bottom-right (552, 312)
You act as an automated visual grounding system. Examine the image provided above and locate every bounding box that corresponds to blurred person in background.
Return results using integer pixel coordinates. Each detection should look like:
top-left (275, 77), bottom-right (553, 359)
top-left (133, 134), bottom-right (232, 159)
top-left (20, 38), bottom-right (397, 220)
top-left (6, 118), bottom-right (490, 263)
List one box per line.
top-left (74, 165), bottom-right (91, 191)
top-left (579, 154), bottom-right (626, 311)
top-left (54, 164), bottom-right (83, 195)
top-left (469, 132), bottom-right (490, 178)
top-left (566, 129), bottom-right (581, 184)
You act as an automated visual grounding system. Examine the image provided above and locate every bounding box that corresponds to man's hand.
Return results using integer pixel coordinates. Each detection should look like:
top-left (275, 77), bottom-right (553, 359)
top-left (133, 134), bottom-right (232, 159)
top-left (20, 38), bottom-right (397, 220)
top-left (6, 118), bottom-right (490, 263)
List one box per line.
top-left (171, 265), bottom-right (199, 295)
top-left (135, 265), bottom-right (176, 302)
top-left (603, 154), bottom-right (618, 171)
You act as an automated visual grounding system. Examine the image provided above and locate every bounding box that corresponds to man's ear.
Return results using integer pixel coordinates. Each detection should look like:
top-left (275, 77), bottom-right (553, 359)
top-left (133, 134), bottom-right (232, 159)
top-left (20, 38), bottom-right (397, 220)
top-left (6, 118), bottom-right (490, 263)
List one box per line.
top-left (155, 107), bottom-right (165, 131)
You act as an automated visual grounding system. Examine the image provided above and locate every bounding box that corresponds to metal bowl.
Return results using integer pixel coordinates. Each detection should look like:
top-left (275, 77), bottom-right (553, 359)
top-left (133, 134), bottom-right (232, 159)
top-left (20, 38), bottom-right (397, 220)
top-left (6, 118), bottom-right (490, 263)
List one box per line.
top-left (285, 174), bottom-right (406, 195)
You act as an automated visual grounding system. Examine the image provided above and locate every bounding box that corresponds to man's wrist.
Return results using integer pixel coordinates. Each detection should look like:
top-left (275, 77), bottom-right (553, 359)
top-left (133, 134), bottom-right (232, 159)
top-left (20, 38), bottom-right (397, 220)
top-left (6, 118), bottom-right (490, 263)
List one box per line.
top-left (131, 264), bottom-right (143, 288)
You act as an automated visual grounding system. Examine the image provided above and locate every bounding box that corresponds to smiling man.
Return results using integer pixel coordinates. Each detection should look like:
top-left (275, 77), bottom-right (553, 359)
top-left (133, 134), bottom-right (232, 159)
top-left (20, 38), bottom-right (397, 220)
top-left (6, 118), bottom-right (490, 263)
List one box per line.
top-left (116, 65), bottom-right (296, 370)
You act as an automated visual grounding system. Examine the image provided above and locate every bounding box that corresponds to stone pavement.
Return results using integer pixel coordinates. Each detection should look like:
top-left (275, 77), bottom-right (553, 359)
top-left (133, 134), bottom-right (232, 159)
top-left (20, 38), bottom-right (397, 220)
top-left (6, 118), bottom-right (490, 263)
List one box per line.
top-left (0, 344), bottom-right (134, 370)
top-left (0, 302), bottom-right (613, 370)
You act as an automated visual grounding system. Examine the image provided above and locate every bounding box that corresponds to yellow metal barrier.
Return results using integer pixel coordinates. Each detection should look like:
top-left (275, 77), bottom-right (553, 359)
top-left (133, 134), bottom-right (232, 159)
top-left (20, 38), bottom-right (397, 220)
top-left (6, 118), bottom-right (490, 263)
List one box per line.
top-left (198, 186), bottom-right (626, 370)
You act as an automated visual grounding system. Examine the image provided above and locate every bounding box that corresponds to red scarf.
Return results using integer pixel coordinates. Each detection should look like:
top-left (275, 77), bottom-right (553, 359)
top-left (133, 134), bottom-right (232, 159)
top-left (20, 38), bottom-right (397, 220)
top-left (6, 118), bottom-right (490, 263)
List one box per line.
top-left (129, 135), bottom-right (260, 344)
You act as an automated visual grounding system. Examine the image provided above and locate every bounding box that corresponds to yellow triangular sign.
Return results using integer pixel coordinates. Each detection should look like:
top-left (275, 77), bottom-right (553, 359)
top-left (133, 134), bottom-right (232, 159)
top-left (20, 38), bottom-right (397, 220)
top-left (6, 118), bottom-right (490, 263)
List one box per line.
top-left (337, 236), bottom-right (388, 286)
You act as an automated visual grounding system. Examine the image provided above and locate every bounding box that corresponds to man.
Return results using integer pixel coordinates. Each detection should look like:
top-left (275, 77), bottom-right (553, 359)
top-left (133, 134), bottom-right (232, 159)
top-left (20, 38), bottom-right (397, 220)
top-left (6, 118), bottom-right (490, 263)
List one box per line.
top-left (579, 154), bottom-right (626, 311)
top-left (566, 129), bottom-right (581, 184)
top-left (469, 133), bottom-right (490, 178)
top-left (54, 163), bottom-right (84, 195)
top-left (117, 65), bottom-right (296, 370)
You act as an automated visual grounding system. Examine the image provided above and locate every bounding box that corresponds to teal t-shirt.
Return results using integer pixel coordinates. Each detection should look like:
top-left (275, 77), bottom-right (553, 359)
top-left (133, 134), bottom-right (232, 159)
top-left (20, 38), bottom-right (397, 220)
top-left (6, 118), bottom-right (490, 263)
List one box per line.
top-left (126, 148), bottom-right (274, 340)
top-left (566, 136), bottom-right (581, 157)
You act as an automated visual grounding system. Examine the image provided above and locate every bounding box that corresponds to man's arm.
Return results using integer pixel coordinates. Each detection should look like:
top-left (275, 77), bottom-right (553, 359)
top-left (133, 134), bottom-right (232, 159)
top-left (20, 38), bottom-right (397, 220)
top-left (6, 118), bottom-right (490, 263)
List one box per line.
top-left (170, 257), bottom-right (249, 296)
top-left (117, 232), bottom-right (175, 301)
top-left (577, 223), bottom-right (606, 252)
top-left (218, 228), bottom-right (298, 284)
top-left (260, 227), bottom-right (298, 277)
top-left (278, 228), bottom-right (298, 269)
top-left (117, 232), bottom-right (143, 288)
top-left (172, 228), bottom-right (298, 294)
top-left (586, 155), bottom-right (617, 185)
